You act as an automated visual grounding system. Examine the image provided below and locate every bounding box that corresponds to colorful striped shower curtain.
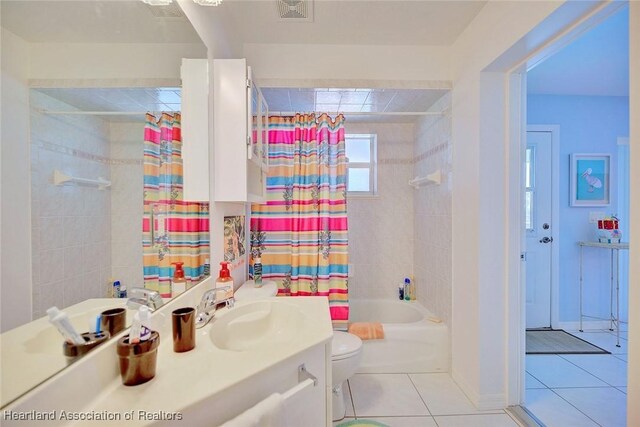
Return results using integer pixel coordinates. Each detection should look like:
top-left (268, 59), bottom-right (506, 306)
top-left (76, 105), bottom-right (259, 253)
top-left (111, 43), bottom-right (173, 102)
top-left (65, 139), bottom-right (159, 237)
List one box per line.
top-left (143, 113), bottom-right (209, 297)
top-left (251, 114), bottom-right (349, 329)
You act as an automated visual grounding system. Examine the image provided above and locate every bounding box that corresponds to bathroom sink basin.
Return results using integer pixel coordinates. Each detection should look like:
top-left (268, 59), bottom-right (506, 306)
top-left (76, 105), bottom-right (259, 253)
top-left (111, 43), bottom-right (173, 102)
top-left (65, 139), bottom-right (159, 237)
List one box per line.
top-left (208, 300), bottom-right (306, 351)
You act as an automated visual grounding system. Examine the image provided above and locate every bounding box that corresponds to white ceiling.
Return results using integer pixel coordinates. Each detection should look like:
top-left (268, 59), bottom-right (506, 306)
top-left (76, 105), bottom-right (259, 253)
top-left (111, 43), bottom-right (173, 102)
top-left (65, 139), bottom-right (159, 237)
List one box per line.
top-left (0, 1), bottom-right (202, 43)
top-left (1, 0), bottom-right (485, 46)
top-left (527, 6), bottom-right (628, 97)
top-left (35, 87), bottom-right (181, 122)
top-left (222, 0), bottom-right (487, 46)
top-left (261, 87), bottom-right (448, 122)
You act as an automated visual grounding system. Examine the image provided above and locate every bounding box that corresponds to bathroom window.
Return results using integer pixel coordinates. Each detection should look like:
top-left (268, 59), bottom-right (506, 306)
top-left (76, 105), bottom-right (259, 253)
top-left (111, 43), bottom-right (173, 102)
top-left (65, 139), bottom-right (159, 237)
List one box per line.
top-left (525, 146), bottom-right (535, 231)
top-left (346, 134), bottom-right (377, 196)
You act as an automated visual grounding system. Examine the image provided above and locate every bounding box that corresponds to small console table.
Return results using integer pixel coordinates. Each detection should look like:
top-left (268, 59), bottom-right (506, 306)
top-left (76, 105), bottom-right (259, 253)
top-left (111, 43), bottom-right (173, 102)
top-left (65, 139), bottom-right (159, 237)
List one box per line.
top-left (578, 241), bottom-right (629, 347)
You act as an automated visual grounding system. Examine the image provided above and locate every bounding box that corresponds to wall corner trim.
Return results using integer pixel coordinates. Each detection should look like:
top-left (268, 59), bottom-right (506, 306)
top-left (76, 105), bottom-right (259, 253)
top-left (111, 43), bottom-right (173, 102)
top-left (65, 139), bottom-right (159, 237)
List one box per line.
top-left (451, 370), bottom-right (506, 411)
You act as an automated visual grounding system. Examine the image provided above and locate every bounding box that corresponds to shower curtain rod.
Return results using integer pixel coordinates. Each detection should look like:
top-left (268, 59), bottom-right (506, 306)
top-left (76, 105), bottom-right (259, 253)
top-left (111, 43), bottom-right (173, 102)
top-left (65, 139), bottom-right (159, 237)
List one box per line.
top-left (270, 111), bottom-right (447, 116)
top-left (36, 109), bottom-right (167, 115)
top-left (38, 109), bottom-right (447, 117)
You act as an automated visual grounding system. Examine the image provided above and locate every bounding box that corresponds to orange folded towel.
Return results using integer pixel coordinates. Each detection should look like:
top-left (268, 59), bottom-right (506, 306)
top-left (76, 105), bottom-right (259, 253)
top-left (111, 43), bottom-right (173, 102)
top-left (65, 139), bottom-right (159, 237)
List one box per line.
top-left (348, 322), bottom-right (385, 340)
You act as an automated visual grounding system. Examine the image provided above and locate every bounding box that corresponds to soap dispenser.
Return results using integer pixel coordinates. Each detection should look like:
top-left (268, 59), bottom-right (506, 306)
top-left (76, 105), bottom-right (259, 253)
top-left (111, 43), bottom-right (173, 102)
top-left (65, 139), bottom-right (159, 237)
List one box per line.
top-left (171, 262), bottom-right (187, 298)
top-left (216, 261), bottom-right (234, 300)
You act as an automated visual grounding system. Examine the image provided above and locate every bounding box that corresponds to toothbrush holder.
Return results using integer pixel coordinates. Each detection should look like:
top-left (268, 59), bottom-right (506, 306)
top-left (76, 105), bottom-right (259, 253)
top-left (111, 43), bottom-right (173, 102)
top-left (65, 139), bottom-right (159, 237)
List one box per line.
top-left (116, 331), bottom-right (160, 386)
top-left (63, 332), bottom-right (110, 362)
top-left (100, 308), bottom-right (127, 337)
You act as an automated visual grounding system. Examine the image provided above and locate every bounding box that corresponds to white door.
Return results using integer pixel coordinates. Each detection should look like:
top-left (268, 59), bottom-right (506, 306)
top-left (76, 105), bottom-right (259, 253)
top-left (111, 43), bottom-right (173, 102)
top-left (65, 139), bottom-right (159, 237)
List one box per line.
top-left (525, 130), bottom-right (554, 328)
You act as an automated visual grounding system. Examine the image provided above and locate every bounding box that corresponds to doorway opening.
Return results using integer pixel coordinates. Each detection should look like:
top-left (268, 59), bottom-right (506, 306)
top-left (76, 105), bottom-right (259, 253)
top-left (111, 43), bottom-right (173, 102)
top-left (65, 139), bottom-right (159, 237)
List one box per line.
top-left (522, 6), bottom-right (630, 426)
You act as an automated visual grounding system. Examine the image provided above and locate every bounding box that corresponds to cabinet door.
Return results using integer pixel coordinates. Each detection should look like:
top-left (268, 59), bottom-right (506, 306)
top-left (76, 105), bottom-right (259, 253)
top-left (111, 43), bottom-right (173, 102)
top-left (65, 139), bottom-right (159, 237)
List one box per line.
top-left (248, 82), bottom-right (269, 173)
top-left (181, 58), bottom-right (209, 201)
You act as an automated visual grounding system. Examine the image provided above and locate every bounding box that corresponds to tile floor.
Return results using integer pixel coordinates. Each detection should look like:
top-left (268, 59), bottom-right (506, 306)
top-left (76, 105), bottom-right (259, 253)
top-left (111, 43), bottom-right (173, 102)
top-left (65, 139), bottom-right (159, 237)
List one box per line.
top-left (335, 373), bottom-right (521, 427)
top-left (335, 327), bottom-right (628, 427)
top-left (525, 328), bottom-right (628, 427)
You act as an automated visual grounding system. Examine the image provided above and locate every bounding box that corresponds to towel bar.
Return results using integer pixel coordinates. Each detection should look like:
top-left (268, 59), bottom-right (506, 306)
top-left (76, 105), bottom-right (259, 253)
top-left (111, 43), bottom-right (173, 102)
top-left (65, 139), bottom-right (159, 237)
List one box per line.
top-left (282, 364), bottom-right (317, 400)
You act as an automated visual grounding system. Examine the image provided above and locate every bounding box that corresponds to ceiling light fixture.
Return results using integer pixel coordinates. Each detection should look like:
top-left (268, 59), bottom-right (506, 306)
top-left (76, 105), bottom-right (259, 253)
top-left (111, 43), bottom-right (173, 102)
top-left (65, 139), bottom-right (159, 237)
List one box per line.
top-left (141, 0), bottom-right (173, 5)
top-left (142, 0), bottom-right (224, 6)
top-left (193, 0), bottom-right (224, 5)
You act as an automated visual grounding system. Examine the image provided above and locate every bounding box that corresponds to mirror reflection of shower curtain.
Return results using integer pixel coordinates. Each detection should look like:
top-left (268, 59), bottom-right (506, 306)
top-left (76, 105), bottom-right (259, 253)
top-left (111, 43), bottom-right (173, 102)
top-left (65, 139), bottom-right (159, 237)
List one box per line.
top-left (143, 113), bottom-right (209, 297)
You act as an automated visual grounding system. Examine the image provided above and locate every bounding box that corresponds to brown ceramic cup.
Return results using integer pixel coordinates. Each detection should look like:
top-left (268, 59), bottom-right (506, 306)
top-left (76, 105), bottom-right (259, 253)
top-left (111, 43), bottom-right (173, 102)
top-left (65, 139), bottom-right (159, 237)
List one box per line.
top-left (100, 308), bottom-right (127, 337)
top-left (63, 331), bottom-right (110, 362)
top-left (172, 307), bottom-right (196, 353)
top-left (116, 331), bottom-right (160, 386)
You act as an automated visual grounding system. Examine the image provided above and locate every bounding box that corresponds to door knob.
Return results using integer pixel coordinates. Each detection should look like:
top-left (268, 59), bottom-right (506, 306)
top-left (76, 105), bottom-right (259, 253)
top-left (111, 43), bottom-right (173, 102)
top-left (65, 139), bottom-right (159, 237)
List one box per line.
top-left (539, 236), bottom-right (553, 244)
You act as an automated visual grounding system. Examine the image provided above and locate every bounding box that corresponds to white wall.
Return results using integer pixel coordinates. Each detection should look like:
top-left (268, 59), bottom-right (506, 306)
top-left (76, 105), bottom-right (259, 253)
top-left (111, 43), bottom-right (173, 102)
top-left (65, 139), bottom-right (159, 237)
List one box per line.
top-left (244, 44), bottom-right (451, 86)
top-left (1, 28), bottom-right (32, 331)
top-left (413, 93), bottom-right (452, 326)
top-left (346, 123), bottom-right (414, 300)
top-left (29, 91), bottom-right (113, 318)
top-left (627, 3), bottom-right (639, 425)
top-left (176, 0), bottom-right (243, 59)
top-left (29, 42), bottom-right (206, 83)
top-left (449, 0), bottom-right (597, 408)
top-left (528, 94), bottom-right (630, 324)
top-left (110, 122), bottom-right (145, 290)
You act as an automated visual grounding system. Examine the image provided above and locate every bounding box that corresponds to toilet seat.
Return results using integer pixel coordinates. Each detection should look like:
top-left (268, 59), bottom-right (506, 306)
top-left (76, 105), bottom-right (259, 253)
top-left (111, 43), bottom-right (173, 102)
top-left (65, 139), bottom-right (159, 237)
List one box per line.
top-left (332, 331), bottom-right (362, 361)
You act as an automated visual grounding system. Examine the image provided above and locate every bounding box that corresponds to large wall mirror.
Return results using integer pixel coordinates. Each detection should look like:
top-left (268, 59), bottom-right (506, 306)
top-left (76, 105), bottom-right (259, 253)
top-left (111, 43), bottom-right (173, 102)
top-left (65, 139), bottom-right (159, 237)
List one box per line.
top-left (0, 0), bottom-right (207, 408)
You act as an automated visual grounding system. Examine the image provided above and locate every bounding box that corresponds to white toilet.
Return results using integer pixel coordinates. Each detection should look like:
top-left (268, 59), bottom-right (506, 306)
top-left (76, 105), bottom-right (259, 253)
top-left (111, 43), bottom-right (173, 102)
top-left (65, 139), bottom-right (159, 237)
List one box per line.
top-left (331, 331), bottom-right (363, 421)
top-left (235, 281), bottom-right (363, 421)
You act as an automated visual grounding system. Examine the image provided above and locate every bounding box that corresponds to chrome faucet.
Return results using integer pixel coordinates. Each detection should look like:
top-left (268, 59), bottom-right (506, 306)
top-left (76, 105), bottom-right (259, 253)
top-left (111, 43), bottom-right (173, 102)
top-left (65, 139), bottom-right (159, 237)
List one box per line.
top-left (126, 288), bottom-right (164, 312)
top-left (195, 286), bottom-right (234, 329)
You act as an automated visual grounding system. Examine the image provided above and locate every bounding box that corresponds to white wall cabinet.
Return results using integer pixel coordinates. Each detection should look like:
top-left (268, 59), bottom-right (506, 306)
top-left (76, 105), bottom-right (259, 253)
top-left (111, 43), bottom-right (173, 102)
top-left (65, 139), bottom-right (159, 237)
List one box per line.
top-left (181, 58), bottom-right (210, 201)
top-left (213, 58), bottom-right (269, 202)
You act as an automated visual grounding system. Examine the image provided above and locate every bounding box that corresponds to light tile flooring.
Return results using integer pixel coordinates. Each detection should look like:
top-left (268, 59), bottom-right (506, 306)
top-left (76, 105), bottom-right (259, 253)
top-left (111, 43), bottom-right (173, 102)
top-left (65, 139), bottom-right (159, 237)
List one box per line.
top-left (335, 373), bottom-right (521, 427)
top-left (525, 328), bottom-right (628, 427)
top-left (335, 327), bottom-right (628, 427)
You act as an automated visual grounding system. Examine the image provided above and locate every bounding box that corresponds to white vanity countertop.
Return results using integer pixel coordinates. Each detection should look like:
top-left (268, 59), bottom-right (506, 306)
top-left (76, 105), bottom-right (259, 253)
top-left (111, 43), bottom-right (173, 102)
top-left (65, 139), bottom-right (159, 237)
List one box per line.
top-left (71, 297), bottom-right (333, 426)
top-left (0, 298), bottom-right (132, 408)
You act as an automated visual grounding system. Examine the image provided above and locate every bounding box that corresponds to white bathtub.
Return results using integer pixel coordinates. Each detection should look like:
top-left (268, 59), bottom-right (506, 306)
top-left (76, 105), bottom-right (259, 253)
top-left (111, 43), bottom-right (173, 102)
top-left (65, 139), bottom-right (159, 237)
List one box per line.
top-left (349, 299), bottom-right (449, 373)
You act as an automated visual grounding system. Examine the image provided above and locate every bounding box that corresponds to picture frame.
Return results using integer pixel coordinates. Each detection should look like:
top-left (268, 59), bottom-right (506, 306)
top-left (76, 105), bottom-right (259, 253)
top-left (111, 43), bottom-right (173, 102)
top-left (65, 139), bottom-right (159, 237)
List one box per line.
top-left (570, 153), bottom-right (610, 207)
top-left (223, 215), bottom-right (246, 264)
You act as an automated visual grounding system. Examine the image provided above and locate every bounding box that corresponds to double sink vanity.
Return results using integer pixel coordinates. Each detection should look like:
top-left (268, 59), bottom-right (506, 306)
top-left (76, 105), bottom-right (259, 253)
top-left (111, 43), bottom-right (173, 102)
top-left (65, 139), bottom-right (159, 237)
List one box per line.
top-left (1, 279), bottom-right (333, 426)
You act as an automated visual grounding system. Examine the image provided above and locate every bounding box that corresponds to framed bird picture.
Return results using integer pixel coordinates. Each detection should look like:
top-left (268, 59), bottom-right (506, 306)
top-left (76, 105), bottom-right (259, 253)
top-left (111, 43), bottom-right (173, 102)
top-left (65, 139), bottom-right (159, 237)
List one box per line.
top-left (570, 153), bottom-right (611, 207)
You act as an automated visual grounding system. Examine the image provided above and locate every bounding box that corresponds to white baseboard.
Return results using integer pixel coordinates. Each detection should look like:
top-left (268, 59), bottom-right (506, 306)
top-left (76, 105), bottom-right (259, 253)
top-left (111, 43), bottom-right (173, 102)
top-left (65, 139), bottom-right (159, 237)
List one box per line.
top-left (556, 320), bottom-right (613, 331)
top-left (451, 370), bottom-right (505, 411)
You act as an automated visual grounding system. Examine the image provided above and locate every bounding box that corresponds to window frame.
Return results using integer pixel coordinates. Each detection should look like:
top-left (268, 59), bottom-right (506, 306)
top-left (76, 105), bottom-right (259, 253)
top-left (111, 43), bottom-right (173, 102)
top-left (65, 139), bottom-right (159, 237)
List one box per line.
top-left (345, 133), bottom-right (378, 196)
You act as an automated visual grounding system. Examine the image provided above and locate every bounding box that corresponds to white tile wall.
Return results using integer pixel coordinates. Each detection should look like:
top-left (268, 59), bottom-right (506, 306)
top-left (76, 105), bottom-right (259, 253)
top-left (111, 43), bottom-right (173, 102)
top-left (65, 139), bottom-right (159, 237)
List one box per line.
top-left (109, 122), bottom-right (144, 290)
top-left (30, 91), bottom-right (112, 318)
top-left (413, 93), bottom-right (452, 326)
top-left (346, 123), bottom-right (415, 300)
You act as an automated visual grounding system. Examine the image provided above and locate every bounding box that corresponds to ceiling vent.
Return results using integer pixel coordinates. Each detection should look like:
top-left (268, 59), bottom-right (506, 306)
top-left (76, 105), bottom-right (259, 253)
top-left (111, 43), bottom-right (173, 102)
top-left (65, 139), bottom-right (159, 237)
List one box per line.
top-left (276, 0), bottom-right (313, 22)
top-left (143, 2), bottom-right (186, 19)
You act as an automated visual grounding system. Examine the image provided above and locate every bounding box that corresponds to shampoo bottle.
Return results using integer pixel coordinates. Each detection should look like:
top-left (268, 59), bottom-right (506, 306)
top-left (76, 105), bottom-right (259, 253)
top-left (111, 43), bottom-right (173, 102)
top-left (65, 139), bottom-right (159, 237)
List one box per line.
top-left (203, 258), bottom-right (211, 277)
top-left (404, 278), bottom-right (411, 301)
top-left (216, 261), bottom-right (234, 300)
top-left (171, 262), bottom-right (187, 298)
top-left (253, 257), bottom-right (263, 287)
